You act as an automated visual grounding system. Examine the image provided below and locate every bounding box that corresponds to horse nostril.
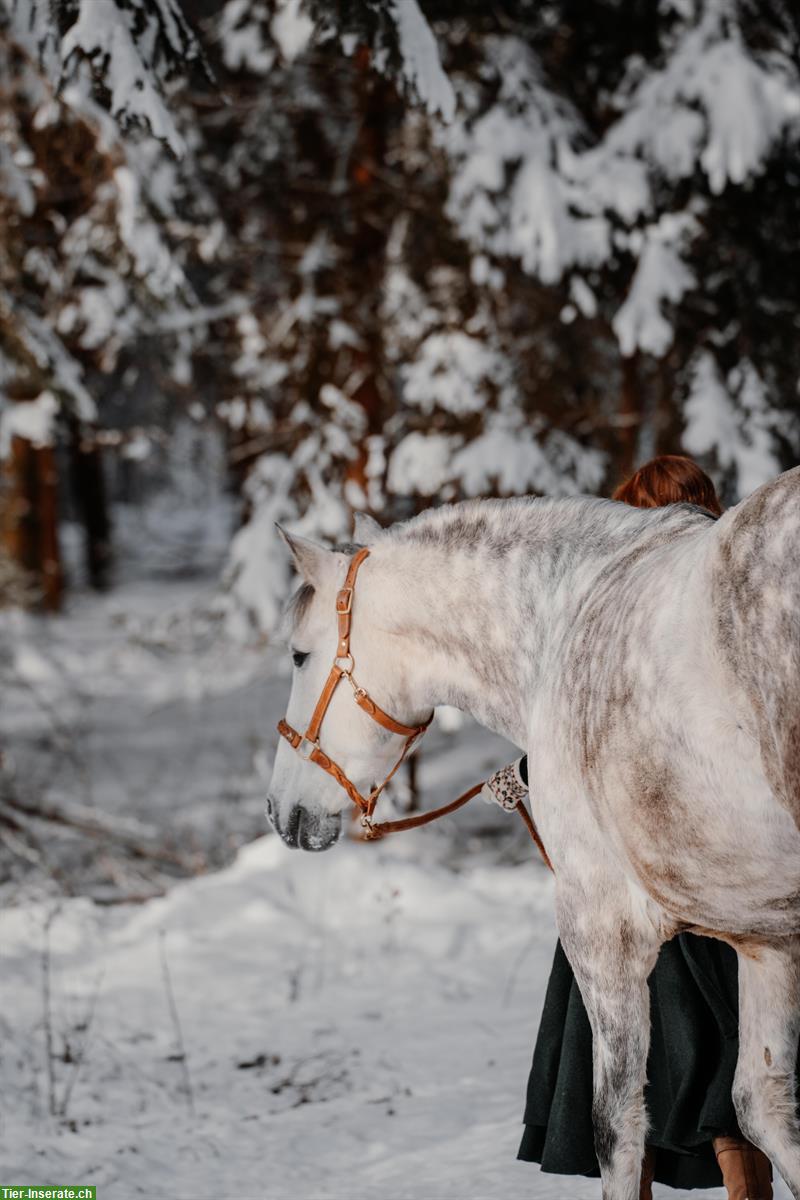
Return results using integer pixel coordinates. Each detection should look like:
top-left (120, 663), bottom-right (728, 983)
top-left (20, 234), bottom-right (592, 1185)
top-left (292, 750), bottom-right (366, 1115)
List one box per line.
top-left (284, 805), bottom-right (301, 848)
top-left (265, 795), bottom-right (274, 823)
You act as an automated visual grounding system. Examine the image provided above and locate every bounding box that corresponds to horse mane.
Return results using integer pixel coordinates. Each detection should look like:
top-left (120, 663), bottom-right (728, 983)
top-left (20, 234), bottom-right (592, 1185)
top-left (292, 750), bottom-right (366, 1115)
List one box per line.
top-left (280, 497), bottom-right (717, 636)
top-left (388, 494), bottom-right (715, 555)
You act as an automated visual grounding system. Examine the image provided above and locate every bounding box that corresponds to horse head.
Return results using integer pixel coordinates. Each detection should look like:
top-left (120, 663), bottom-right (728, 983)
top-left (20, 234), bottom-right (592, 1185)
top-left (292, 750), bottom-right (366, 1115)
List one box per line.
top-left (267, 518), bottom-right (430, 850)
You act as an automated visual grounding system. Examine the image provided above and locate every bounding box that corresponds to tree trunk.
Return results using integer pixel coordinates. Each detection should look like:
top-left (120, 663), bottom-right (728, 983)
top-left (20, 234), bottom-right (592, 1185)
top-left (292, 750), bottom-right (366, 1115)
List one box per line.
top-left (340, 46), bottom-right (396, 508)
top-left (2, 433), bottom-right (63, 611)
top-left (68, 425), bottom-right (112, 590)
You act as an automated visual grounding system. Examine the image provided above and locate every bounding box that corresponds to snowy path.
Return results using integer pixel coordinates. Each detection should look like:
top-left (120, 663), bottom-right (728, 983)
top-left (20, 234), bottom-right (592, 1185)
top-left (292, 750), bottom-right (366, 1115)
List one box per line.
top-left (2, 834), bottom-right (786, 1199)
top-left (0, 567), bottom-right (518, 903)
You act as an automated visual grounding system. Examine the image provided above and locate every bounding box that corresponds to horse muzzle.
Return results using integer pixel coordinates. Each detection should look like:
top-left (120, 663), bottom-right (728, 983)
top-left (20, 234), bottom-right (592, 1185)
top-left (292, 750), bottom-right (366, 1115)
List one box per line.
top-left (267, 796), bottom-right (342, 851)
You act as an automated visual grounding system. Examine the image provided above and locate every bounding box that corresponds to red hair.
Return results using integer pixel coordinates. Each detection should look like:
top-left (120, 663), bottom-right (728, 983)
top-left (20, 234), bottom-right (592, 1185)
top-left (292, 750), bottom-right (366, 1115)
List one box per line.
top-left (613, 455), bottom-right (722, 515)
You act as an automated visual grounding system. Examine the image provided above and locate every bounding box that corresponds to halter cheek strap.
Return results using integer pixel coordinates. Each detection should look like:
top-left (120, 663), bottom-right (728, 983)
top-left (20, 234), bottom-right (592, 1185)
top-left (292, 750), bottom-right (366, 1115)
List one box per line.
top-left (277, 547), bottom-right (552, 868)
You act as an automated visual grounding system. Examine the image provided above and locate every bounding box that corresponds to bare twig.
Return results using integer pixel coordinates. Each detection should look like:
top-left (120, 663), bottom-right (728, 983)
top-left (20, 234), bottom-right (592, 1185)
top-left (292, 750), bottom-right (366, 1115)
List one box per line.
top-left (0, 794), bottom-right (199, 871)
top-left (59, 962), bottom-right (105, 1122)
top-left (41, 904), bottom-right (62, 1118)
top-left (0, 821), bottom-right (42, 866)
top-left (502, 931), bottom-right (537, 1009)
top-left (92, 889), bottom-right (166, 907)
top-left (158, 929), bottom-right (195, 1115)
top-left (0, 800), bottom-right (74, 893)
top-left (5, 670), bottom-right (91, 790)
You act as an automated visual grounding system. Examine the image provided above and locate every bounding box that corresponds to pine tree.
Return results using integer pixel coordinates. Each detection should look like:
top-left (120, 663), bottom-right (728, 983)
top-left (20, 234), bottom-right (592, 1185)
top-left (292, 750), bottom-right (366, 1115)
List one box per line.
top-left (3, 0), bottom-right (799, 631)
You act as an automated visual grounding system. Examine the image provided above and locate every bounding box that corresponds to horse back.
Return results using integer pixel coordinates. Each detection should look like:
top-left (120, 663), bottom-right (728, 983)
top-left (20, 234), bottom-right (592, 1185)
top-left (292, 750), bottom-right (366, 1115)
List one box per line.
top-left (713, 467), bottom-right (800, 827)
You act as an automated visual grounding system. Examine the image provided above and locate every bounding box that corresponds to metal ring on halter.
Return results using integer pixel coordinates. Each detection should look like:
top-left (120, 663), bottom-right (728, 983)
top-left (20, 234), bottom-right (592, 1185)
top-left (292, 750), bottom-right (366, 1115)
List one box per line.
top-left (343, 671), bottom-right (367, 699)
top-left (334, 653), bottom-right (354, 675)
top-left (297, 736), bottom-right (318, 761)
top-left (360, 812), bottom-right (378, 838)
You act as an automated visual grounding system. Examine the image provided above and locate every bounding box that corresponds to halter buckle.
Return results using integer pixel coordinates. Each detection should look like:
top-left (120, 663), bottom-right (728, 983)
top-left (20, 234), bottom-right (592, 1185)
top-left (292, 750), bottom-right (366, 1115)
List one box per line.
top-left (336, 587), bottom-right (353, 615)
top-left (297, 736), bottom-right (318, 761)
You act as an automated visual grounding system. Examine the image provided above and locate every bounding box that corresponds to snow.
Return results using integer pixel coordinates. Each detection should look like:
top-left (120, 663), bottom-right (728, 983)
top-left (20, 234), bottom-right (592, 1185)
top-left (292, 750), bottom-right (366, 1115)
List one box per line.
top-left (580, 4), bottom-right (800, 200)
top-left (390, 0), bottom-right (456, 122)
top-left (683, 353), bottom-right (783, 498)
top-left (0, 140), bottom-right (37, 216)
top-left (444, 37), bottom-right (598, 284)
top-left (271, 0), bottom-right (314, 64)
top-left (439, 4), bottom-right (800, 380)
top-left (569, 276), bottom-right (598, 319)
top-left (0, 390), bottom-right (58, 455)
top-left (400, 331), bottom-right (506, 416)
top-left (113, 166), bottom-right (183, 297)
top-left (453, 419), bottom-right (605, 499)
top-left (612, 216), bottom-right (697, 358)
top-left (60, 0), bottom-right (186, 157)
top-left (386, 431), bottom-right (457, 498)
top-left (385, 421), bottom-right (605, 506)
top-left (4, 824), bottom-right (554, 1197)
top-left (0, 301), bottom-right (96, 422)
top-left (3, 822), bottom-right (788, 1197)
top-left (222, 455), bottom-right (306, 639)
top-left (219, 1), bottom-right (276, 75)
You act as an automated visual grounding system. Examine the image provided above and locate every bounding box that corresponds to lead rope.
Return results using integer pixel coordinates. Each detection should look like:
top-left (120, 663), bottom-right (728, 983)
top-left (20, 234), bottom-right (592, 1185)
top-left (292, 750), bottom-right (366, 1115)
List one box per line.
top-left (358, 782), bottom-right (554, 874)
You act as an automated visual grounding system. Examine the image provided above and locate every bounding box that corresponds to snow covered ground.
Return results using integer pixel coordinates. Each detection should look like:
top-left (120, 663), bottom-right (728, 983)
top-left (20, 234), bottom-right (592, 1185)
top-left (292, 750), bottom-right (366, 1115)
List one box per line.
top-left (1, 525), bottom-right (790, 1199)
top-left (6, 832), bottom-right (784, 1200)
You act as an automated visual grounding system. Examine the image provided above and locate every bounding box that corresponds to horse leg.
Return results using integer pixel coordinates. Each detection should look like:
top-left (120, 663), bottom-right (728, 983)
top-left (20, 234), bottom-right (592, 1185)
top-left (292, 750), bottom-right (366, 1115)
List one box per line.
top-left (734, 938), bottom-right (800, 1198)
top-left (557, 882), bottom-right (661, 1200)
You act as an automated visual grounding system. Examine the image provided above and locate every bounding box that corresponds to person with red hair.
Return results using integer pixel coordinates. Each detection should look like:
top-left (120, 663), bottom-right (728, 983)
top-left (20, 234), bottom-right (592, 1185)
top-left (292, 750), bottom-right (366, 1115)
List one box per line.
top-left (485, 456), bottom-right (779, 1200)
top-left (612, 454), bottom-right (723, 514)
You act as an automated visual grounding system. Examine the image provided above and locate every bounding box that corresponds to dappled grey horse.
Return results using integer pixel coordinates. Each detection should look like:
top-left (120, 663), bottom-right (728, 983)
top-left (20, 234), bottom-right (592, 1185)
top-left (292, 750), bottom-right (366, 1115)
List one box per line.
top-left (268, 467), bottom-right (800, 1200)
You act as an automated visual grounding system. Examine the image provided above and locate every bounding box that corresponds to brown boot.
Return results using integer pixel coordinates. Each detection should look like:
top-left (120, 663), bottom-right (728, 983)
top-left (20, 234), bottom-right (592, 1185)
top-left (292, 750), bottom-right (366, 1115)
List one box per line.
top-left (639, 1145), bottom-right (656, 1200)
top-left (713, 1136), bottom-right (773, 1200)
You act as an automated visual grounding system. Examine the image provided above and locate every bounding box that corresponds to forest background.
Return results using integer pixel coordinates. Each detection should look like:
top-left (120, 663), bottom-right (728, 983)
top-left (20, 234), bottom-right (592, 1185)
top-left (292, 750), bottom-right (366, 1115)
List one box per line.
top-left (1, 6), bottom-right (800, 1194)
top-left (4, 0), bottom-right (799, 629)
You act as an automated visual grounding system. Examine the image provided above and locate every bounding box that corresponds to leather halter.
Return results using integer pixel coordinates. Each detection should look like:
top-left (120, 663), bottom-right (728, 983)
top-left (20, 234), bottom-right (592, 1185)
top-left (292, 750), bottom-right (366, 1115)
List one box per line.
top-left (277, 548), bottom-right (433, 838)
top-left (277, 548), bottom-right (553, 867)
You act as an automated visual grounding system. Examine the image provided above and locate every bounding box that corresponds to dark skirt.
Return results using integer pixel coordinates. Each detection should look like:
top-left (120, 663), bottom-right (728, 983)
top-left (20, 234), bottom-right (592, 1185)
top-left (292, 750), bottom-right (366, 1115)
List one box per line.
top-left (518, 934), bottom-right (751, 1190)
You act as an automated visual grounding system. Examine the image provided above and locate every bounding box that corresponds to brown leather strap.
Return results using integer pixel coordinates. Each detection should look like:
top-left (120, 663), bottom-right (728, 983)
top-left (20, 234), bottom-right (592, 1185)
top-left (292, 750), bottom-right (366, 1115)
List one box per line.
top-left (361, 782), bottom-right (483, 837)
top-left (278, 719), bottom-right (301, 750)
top-left (278, 718), bottom-right (370, 809)
top-left (309, 745), bottom-right (369, 810)
top-left (305, 664), bottom-right (345, 742)
top-left (336, 546), bottom-right (370, 658)
top-left (363, 728), bottom-right (425, 817)
top-left (353, 687), bottom-right (431, 738)
top-left (514, 800), bottom-right (553, 871)
top-left (360, 787), bottom-right (553, 873)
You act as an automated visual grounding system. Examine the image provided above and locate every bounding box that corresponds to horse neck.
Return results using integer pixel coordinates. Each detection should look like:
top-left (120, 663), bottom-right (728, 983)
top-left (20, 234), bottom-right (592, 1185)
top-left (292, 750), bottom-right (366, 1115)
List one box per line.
top-left (362, 533), bottom-right (560, 748)
top-left (361, 498), bottom-right (714, 749)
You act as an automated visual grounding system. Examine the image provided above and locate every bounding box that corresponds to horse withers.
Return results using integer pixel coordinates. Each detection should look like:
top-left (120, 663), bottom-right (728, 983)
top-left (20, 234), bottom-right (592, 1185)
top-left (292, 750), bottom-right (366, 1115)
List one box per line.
top-left (267, 468), bottom-right (800, 1200)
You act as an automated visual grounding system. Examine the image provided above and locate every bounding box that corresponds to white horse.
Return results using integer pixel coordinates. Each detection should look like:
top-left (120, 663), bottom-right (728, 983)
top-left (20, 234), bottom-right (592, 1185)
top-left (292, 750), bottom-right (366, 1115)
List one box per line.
top-left (268, 467), bottom-right (800, 1200)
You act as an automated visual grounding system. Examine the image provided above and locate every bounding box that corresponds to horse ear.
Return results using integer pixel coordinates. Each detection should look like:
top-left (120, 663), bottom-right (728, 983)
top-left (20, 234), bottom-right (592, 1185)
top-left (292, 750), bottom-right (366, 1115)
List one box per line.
top-left (275, 526), bottom-right (332, 585)
top-left (353, 511), bottom-right (383, 543)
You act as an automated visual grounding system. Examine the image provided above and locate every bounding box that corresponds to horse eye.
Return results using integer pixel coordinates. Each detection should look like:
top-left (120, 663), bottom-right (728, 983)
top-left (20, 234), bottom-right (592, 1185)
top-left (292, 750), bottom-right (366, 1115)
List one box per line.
top-left (292, 649), bottom-right (309, 668)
